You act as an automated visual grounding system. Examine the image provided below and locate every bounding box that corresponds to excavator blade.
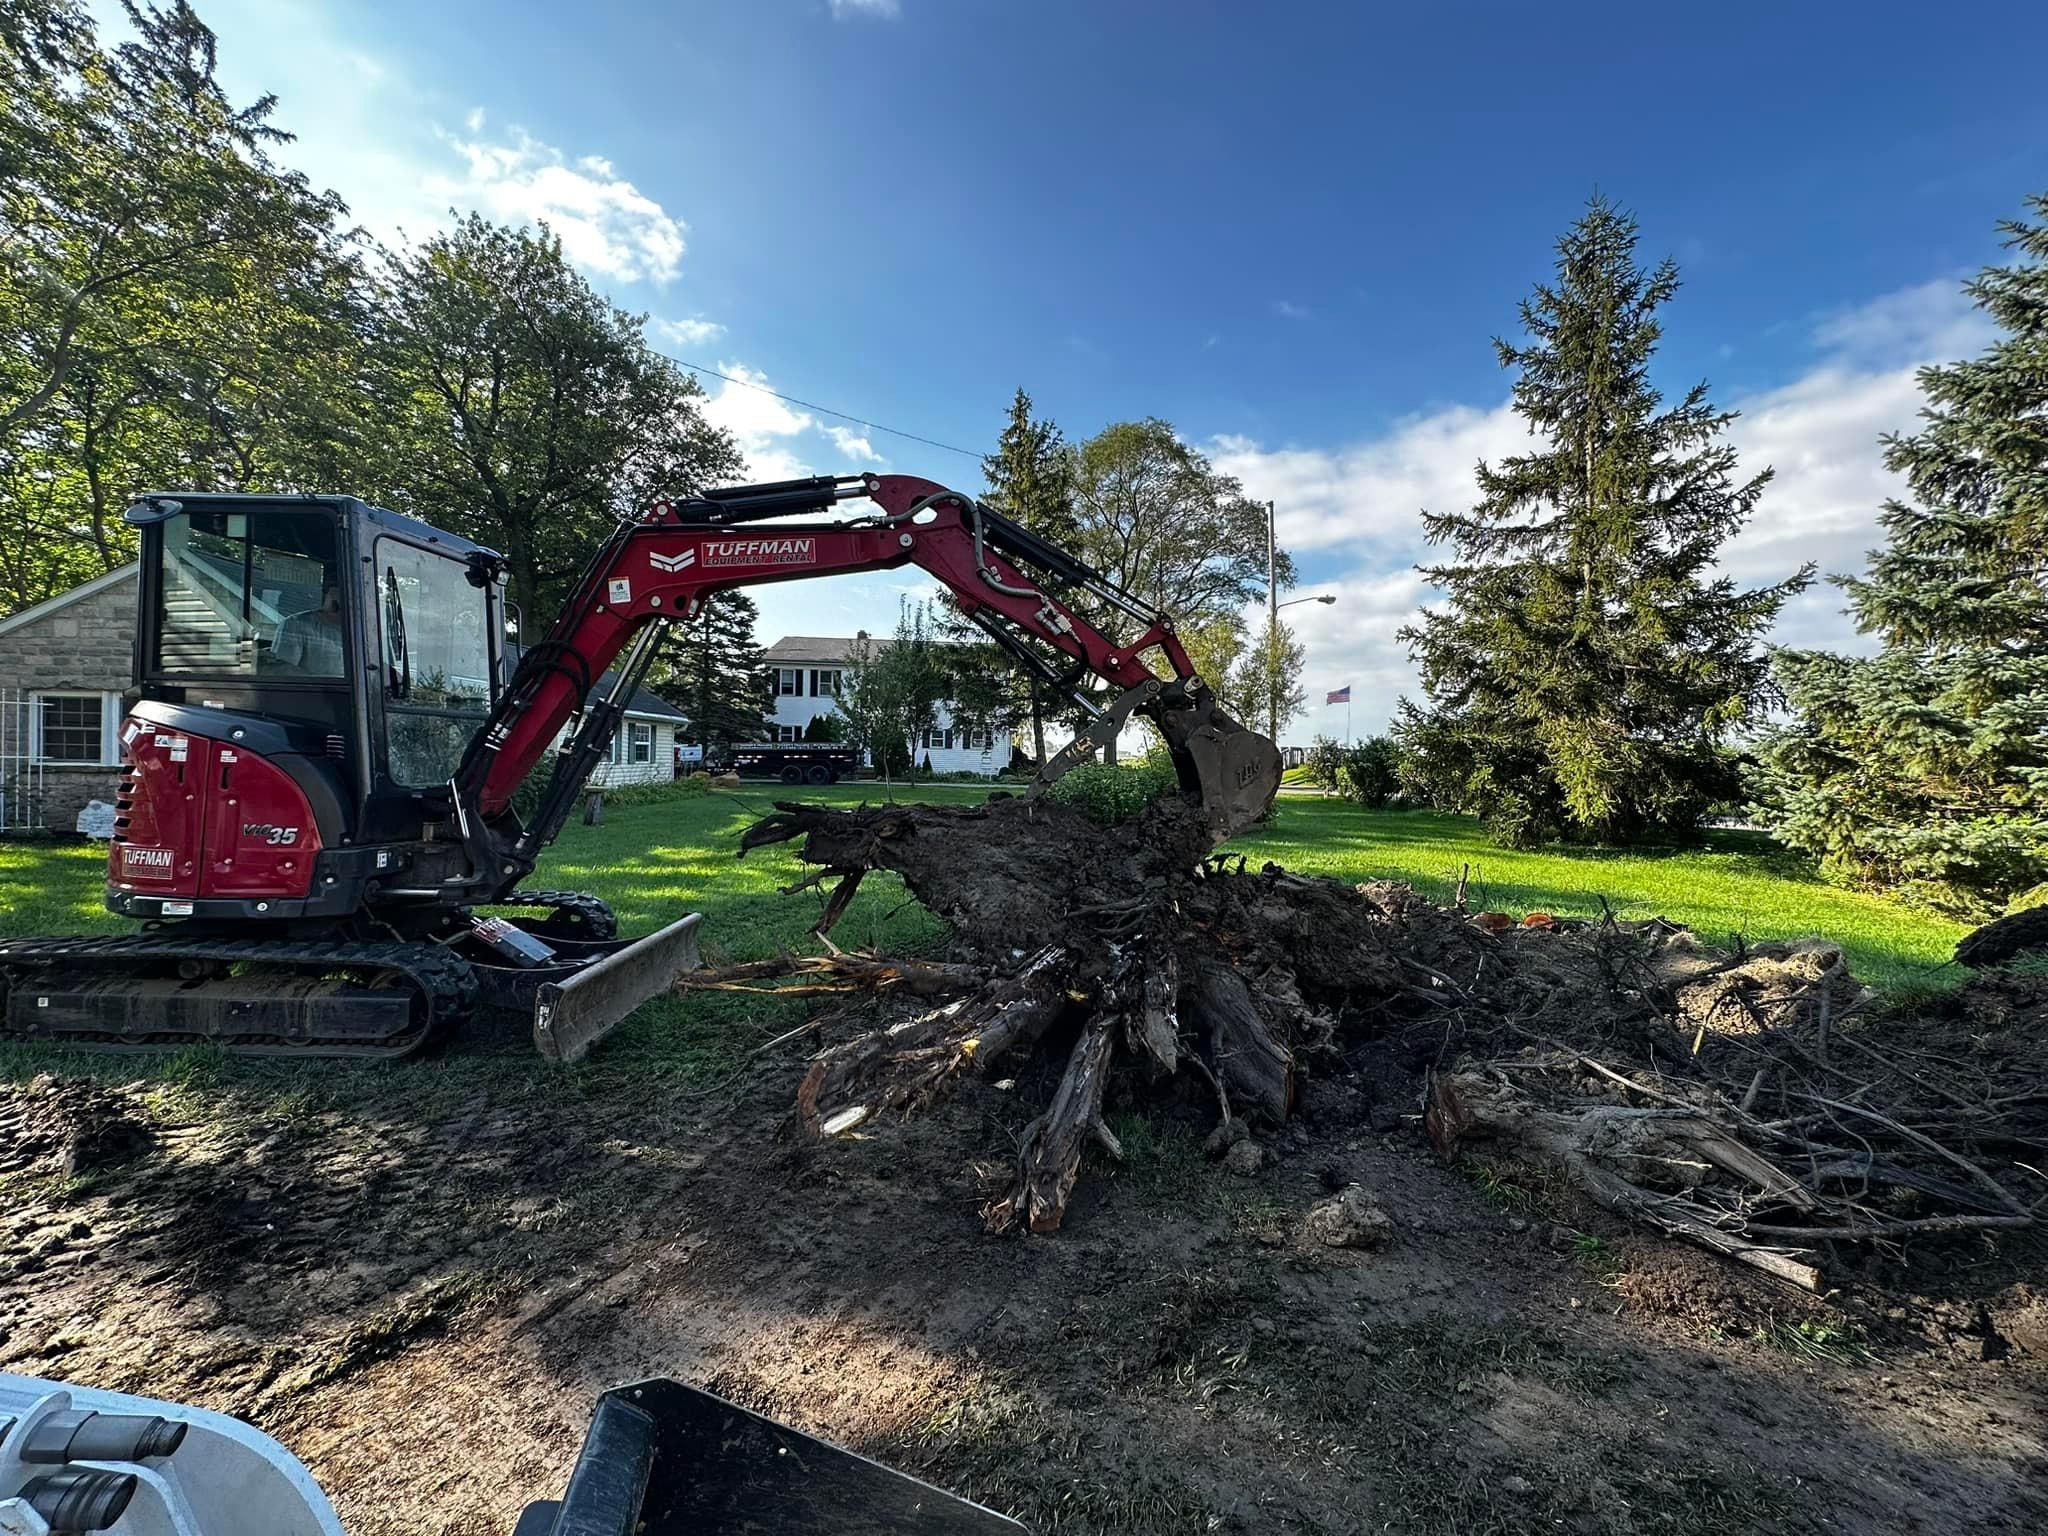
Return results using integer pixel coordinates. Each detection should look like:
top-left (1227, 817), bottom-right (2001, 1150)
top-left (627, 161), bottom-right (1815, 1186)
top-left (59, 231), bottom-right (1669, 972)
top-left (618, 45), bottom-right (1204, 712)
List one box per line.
top-left (532, 912), bottom-right (703, 1063)
top-left (1160, 693), bottom-right (1284, 845)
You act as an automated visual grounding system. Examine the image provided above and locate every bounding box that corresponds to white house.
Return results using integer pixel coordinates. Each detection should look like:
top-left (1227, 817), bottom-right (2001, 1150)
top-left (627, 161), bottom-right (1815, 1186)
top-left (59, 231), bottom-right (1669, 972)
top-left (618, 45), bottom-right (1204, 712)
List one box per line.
top-left (579, 670), bottom-right (688, 787)
top-left (762, 635), bottom-right (1004, 777)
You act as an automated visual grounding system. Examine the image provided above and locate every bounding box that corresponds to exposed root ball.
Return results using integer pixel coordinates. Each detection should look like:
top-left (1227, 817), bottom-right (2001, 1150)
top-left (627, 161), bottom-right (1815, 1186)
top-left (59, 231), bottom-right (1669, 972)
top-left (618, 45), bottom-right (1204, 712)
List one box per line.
top-left (721, 795), bottom-right (2041, 1279)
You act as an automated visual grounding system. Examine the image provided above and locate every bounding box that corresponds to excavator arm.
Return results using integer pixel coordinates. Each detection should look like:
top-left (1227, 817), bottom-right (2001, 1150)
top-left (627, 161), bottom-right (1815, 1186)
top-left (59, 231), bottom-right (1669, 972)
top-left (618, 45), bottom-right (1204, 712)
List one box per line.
top-left (454, 473), bottom-right (1280, 886)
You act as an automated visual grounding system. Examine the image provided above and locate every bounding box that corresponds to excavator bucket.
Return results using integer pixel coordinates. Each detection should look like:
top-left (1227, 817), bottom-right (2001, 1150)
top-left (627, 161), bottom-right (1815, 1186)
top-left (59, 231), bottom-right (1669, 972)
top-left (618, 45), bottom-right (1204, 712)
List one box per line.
top-left (517, 1378), bottom-right (1026, 1535)
top-left (530, 912), bottom-right (704, 1063)
top-left (1159, 692), bottom-right (1284, 844)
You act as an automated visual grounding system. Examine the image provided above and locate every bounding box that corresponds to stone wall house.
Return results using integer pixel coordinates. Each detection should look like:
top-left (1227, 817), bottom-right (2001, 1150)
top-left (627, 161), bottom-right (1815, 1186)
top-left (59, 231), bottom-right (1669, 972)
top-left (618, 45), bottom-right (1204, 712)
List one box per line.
top-left (0, 565), bottom-right (140, 829)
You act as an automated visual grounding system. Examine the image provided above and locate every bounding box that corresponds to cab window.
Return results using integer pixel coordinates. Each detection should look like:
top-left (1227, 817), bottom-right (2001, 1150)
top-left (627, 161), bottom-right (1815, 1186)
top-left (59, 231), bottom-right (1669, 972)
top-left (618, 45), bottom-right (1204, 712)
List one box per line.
top-left (378, 539), bottom-right (493, 787)
top-left (154, 506), bottom-right (341, 679)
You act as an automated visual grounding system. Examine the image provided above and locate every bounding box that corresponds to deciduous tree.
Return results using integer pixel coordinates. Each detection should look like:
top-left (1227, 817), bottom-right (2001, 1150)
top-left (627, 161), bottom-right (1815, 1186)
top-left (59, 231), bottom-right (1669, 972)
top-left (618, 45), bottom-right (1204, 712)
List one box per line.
top-left (373, 216), bottom-right (741, 616)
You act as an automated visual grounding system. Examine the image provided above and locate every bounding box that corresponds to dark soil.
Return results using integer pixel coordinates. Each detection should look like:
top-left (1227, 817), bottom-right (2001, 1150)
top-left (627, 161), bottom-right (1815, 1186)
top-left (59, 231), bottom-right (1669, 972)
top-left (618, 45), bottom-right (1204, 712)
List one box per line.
top-left (0, 797), bottom-right (2042, 1533)
top-left (0, 1016), bottom-right (2043, 1535)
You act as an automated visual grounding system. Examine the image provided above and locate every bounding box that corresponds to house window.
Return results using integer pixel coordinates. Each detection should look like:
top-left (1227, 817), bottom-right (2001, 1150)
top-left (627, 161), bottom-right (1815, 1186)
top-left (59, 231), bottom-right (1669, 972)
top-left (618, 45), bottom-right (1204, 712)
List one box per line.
top-left (809, 668), bottom-right (842, 698)
top-left (630, 721), bottom-right (653, 764)
top-left (964, 727), bottom-right (990, 752)
top-left (36, 693), bottom-right (108, 764)
top-left (777, 724), bottom-right (802, 743)
top-left (920, 725), bottom-right (956, 752)
top-left (774, 667), bottom-right (803, 696)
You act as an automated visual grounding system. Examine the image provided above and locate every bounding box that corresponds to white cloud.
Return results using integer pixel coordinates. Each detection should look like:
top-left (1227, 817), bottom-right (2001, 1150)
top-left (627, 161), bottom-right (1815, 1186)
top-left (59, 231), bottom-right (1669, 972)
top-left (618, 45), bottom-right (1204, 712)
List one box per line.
top-left (1215, 278), bottom-right (1987, 739)
top-left (1809, 275), bottom-right (1992, 371)
top-left (428, 115), bottom-right (687, 283)
top-left (700, 362), bottom-right (817, 483)
top-left (830, 0), bottom-right (902, 15)
top-left (1272, 299), bottom-right (1312, 320)
top-left (651, 315), bottom-right (727, 347)
top-left (826, 424), bottom-right (883, 464)
top-left (1211, 403), bottom-right (1537, 555)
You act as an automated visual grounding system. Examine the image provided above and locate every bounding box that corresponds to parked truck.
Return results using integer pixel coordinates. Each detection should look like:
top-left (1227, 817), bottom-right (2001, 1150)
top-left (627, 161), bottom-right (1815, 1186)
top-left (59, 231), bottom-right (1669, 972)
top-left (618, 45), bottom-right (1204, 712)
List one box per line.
top-left (728, 741), bottom-right (862, 784)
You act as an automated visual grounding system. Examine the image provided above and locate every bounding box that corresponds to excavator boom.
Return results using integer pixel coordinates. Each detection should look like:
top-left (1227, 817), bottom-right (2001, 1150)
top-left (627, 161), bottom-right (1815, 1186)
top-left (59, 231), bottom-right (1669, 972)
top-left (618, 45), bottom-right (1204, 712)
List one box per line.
top-left (459, 473), bottom-right (1281, 869)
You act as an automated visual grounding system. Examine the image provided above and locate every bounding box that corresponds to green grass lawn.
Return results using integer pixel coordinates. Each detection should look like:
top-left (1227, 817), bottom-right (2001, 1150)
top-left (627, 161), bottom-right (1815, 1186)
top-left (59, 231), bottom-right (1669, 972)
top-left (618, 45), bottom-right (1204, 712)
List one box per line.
top-left (0, 782), bottom-right (1964, 1088)
top-left (1233, 799), bottom-right (1967, 991)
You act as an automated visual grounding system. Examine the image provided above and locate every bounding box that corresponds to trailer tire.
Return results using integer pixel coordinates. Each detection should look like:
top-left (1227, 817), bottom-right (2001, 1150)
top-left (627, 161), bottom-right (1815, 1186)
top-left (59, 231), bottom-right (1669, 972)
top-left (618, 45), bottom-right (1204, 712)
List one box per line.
top-left (806, 764), bottom-right (833, 786)
top-left (780, 765), bottom-right (804, 784)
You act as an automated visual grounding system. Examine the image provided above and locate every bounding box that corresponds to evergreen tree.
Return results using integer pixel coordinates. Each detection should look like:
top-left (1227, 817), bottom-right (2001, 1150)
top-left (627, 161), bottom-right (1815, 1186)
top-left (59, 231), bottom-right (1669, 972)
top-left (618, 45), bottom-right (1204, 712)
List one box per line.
top-left (1395, 197), bottom-right (1810, 846)
top-left (654, 591), bottom-right (770, 754)
top-left (1752, 196), bottom-right (2048, 915)
top-left (971, 388), bottom-right (1075, 764)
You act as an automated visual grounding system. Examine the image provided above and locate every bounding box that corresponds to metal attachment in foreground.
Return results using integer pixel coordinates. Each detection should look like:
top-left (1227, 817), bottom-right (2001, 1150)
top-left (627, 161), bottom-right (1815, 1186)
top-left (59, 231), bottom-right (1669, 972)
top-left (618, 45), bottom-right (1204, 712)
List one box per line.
top-left (533, 912), bottom-right (704, 1064)
top-left (515, 1378), bottom-right (1026, 1536)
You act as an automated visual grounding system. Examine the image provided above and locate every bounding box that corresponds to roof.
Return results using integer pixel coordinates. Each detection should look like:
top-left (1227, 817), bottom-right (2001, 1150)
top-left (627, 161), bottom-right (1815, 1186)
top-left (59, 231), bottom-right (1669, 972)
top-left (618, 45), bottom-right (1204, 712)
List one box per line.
top-left (601, 671), bottom-right (686, 721)
top-left (0, 564), bottom-right (138, 639)
top-left (762, 633), bottom-right (971, 665)
top-left (763, 635), bottom-right (866, 665)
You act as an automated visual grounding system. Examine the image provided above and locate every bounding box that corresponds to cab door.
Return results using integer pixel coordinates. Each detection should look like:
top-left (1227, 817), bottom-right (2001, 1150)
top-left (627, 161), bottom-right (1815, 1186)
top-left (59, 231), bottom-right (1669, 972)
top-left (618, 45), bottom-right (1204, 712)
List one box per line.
top-left (373, 538), bottom-right (496, 792)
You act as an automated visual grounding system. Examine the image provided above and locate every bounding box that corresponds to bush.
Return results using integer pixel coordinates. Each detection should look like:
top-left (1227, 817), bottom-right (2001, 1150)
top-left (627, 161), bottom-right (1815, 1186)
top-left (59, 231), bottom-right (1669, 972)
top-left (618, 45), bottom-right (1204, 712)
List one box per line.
top-left (1046, 760), bottom-right (1179, 825)
top-left (1340, 736), bottom-right (1404, 809)
top-left (1305, 734), bottom-right (1346, 795)
top-left (803, 714), bottom-right (847, 743)
top-left (597, 776), bottom-right (712, 807)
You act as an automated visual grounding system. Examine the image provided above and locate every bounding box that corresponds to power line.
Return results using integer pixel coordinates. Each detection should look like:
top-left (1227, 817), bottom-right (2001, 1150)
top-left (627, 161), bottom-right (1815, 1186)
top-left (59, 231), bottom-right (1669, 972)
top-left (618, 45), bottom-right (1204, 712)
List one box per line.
top-left (671, 359), bottom-right (985, 462)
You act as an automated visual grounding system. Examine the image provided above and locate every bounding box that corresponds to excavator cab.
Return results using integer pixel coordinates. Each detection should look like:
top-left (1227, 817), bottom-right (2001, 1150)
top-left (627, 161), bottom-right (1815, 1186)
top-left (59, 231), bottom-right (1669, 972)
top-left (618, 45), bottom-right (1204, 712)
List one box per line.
top-left (129, 492), bottom-right (507, 863)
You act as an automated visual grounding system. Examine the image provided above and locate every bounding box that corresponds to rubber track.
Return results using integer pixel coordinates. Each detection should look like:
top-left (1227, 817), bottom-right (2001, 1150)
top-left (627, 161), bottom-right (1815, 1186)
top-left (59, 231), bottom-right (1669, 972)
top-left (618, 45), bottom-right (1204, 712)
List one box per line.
top-left (494, 889), bottom-right (618, 940)
top-left (0, 935), bottom-right (479, 1058)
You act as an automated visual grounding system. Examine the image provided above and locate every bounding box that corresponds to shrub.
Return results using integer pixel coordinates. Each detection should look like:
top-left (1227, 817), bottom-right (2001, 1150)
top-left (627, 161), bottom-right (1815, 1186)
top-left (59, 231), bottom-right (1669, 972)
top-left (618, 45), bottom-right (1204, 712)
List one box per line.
top-left (1046, 760), bottom-right (1179, 825)
top-left (1305, 734), bottom-right (1346, 795)
top-left (1340, 736), bottom-right (1404, 809)
top-left (598, 776), bottom-right (712, 807)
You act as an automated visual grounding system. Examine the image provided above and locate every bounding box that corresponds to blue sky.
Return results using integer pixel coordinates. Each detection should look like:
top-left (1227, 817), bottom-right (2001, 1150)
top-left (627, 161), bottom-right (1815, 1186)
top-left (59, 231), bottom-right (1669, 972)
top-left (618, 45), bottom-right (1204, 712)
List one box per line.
top-left (120, 0), bottom-right (2048, 737)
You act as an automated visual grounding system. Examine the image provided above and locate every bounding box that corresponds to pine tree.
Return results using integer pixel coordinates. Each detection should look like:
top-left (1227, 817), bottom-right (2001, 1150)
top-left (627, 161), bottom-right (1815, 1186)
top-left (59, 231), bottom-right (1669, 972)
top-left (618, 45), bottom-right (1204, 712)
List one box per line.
top-left (972, 388), bottom-right (1075, 764)
top-left (1395, 197), bottom-right (1811, 846)
top-left (1752, 195), bottom-right (2048, 915)
top-left (654, 591), bottom-right (771, 754)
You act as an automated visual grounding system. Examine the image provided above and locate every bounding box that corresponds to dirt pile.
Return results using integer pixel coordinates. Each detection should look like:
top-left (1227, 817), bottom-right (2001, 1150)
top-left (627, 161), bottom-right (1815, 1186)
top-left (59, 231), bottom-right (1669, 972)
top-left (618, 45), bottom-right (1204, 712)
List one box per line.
top-left (707, 793), bottom-right (2045, 1290)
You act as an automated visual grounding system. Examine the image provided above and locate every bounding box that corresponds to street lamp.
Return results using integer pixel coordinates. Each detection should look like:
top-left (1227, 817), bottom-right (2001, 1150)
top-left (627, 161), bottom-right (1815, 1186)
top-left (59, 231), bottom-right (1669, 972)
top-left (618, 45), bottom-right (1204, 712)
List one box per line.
top-left (1278, 594), bottom-right (1337, 611)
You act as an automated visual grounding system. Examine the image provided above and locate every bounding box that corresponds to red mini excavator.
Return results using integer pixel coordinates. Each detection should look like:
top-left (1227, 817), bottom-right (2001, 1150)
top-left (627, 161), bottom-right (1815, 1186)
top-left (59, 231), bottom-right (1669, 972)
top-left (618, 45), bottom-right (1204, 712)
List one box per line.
top-left (0, 473), bottom-right (1280, 1062)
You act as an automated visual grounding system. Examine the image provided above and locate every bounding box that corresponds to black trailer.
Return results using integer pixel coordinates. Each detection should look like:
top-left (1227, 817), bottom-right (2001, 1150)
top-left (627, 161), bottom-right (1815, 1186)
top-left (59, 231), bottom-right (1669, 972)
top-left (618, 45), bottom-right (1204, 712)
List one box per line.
top-left (729, 742), bottom-right (861, 784)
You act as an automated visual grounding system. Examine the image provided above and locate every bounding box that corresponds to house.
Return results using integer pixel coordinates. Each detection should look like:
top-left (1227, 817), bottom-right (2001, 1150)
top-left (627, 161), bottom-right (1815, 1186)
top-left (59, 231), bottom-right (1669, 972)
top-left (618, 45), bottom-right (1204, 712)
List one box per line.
top-left (579, 673), bottom-right (688, 788)
top-left (0, 564), bottom-right (684, 831)
top-left (762, 634), bottom-right (1003, 777)
top-left (0, 565), bottom-right (144, 830)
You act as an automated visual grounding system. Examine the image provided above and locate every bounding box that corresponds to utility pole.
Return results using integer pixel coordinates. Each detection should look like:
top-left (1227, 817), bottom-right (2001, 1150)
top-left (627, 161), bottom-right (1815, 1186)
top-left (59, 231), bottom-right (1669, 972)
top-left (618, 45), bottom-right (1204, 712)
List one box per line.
top-left (1266, 500), bottom-right (1278, 742)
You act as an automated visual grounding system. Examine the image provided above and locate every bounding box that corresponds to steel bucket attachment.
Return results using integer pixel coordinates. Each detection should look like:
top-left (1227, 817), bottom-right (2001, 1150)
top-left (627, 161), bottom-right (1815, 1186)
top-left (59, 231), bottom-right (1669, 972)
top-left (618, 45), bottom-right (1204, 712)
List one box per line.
top-left (1158, 689), bottom-right (1283, 844)
top-left (531, 912), bottom-right (703, 1064)
top-left (515, 1378), bottom-right (1026, 1536)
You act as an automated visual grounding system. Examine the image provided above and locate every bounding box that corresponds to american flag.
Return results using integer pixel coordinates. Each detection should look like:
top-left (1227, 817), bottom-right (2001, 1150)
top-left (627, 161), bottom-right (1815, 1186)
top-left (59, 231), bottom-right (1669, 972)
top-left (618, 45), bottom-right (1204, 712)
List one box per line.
top-left (1326, 685), bottom-right (1351, 704)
